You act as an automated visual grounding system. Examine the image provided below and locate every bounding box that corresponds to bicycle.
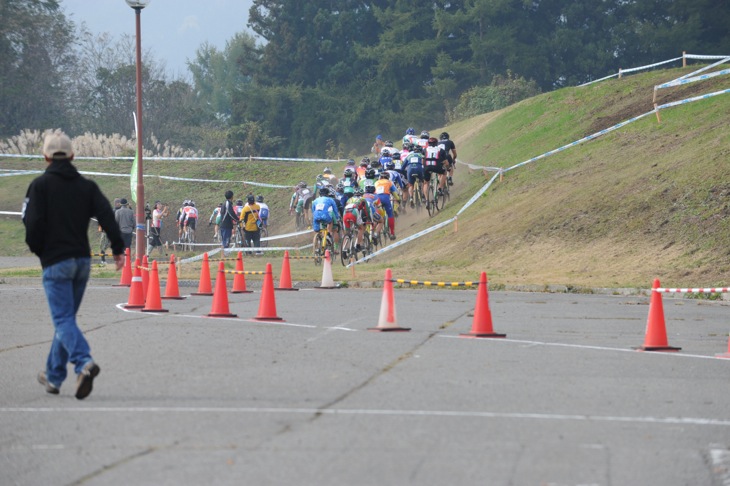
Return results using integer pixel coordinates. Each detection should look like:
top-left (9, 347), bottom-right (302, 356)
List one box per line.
top-left (426, 172), bottom-right (446, 217)
top-left (312, 225), bottom-right (334, 265)
top-left (180, 225), bottom-right (195, 251)
top-left (294, 209), bottom-right (307, 231)
top-left (409, 175), bottom-right (425, 214)
top-left (340, 226), bottom-right (359, 266)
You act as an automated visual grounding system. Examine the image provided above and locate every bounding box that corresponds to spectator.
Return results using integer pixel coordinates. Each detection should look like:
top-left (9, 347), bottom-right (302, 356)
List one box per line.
top-left (115, 198), bottom-right (135, 250)
top-left (23, 131), bottom-right (124, 399)
top-left (219, 190), bottom-right (239, 249)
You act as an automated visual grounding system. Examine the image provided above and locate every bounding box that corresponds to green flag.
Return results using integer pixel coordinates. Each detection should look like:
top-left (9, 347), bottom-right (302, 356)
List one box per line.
top-left (130, 147), bottom-right (138, 203)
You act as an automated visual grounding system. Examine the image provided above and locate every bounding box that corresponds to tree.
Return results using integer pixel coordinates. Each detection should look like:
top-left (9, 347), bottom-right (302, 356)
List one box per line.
top-left (0, 0), bottom-right (75, 136)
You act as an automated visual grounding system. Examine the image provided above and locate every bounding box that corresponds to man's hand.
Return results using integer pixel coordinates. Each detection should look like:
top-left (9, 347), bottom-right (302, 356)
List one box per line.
top-left (113, 253), bottom-right (124, 271)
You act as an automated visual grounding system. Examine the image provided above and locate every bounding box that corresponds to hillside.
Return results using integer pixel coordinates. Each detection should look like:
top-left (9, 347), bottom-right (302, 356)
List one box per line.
top-left (1, 64), bottom-right (729, 289)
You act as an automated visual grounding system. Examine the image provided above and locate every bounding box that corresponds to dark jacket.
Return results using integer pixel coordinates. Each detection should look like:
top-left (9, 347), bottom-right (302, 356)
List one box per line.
top-left (218, 199), bottom-right (239, 230)
top-left (23, 160), bottom-right (124, 268)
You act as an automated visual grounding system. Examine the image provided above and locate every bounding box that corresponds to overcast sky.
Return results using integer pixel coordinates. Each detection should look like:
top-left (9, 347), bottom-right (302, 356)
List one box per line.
top-left (60, 0), bottom-right (255, 78)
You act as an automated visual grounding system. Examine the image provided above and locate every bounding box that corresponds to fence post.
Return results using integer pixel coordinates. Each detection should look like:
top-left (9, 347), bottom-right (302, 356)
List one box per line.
top-left (682, 51), bottom-right (686, 68)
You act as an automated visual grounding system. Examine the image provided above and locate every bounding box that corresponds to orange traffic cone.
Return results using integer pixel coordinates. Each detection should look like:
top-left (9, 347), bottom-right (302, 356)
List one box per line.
top-left (253, 262), bottom-right (283, 321)
top-left (460, 272), bottom-right (506, 338)
top-left (114, 248), bottom-right (132, 287)
top-left (207, 261), bottom-right (237, 318)
top-left (141, 255), bottom-right (149, 300)
top-left (638, 279), bottom-right (680, 351)
top-left (716, 334), bottom-right (730, 359)
top-left (191, 252), bottom-right (213, 296)
top-left (231, 251), bottom-right (252, 294)
top-left (162, 254), bottom-right (185, 300)
top-left (315, 249), bottom-right (337, 289)
top-left (275, 250), bottom-right (298, 291)
top-left (368, 268), bottom-right (410, 332)
top-left (123, 259), bottom-right (145, 309)
top-left (142, 261), bottom-right (168, 313)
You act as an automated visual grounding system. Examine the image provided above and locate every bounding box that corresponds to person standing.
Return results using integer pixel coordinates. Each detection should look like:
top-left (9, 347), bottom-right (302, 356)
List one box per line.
top-left (115, 198), bottom-right (135, 250)
top-left (219, 190), bottom-right (239, 249)
top-left (147, 201), bottom-right (168, 256)
top-left (240, 194), bottom-right (262, 255)
top-left (23, 131), bottom-right (124, 399)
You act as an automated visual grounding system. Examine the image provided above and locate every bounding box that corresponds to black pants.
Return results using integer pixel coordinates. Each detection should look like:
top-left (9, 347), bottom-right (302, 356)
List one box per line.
top-left (244, 230), bottom-right (260, 251)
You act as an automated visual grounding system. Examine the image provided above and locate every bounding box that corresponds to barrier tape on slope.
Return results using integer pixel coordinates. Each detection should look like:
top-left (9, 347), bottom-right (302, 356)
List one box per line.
top-left (579, 57), bottom-right (683, 87)
top-left (0, 211), bottom-right (22, 216)
top-left (656, 88), bottom-right (730, 110)
top-left (685, 54), bottom-right (730, 60)
top-left (655, 286), bottom-right (730, 293)
top-left (0, 154), bottom-right (342, 163)
top-left (390, 278), bottom-right (476, 287)
top-left (656, 68), bottom-right (730, 90)
top-left (455, 159), bottom-right (502, 172)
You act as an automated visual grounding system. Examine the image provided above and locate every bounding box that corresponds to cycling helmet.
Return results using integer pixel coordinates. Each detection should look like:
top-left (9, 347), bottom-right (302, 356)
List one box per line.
top-left (402, 142), bottom-right (412, 151)
top-left (183, 200), bottom-right (190, 206)
top-left (354, 188), bottom-right (364, 197)
top-left (385, 160), bottom-right (396, 170)
top-left (406, 127), bottom-right (415, 135)
top-left (440, 132), bottom-right (449, 140)
top-left (379, 172), bottom-right (390, 179)
top-left (364, 183), bottom-right (376, 194)
top-left (392, 152), bottom-right (401, 160)
top-left (371, 159), bottom-right (381, 168)
top-left (247, 194), bottom-right (255, 204)
top-left (365, 168), bottom-right (376, 179)
top-left (298, 181), bottom-right (307, 188)
top-left (428, 137), bottom-right (438, 146)
top-left (319, 186), bottom-right (331, 197)
top-left (344, 168), bottom-right (354, 178)
top-left (412, 146), bottom-right (423, 154)
top-left (336, 182), bottom-right (344, 192)
top-left (256, 195), bottom-right (264, 202)
top-left (190, 201), bottom-right (195, 207)
top-left (323, 167), bottom-right (332, 174)
top-left (236, 199), bottom-right (243, 205)
top-left (384, 140), bottom-right (394, 148)
top-left (346, 158), bottom-right (355, 166)
top-left (360, 157), bottom-right (370, 166)
top-left (420, 130), bottom-right (429, 139)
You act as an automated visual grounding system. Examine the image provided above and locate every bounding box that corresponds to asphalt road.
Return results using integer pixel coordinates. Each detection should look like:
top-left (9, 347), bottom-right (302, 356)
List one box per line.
top-left (1, 274), bottom-right (729, 485)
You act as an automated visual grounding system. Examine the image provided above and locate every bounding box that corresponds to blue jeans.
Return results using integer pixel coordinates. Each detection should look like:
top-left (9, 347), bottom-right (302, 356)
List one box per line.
top-left (42, 257), bottom-right (92, 387)
top-left (220, 227), bottom-right (232, 249)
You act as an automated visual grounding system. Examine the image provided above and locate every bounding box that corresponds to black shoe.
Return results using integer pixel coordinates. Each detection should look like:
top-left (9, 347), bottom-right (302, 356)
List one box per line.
top-left (355, 244), bottom-right (362, 252)
top-left (448, 176), bottom-right (453, 186)
top-left (37, 371), bottom-right (59, 395)
top-left (75, 361), bottom-right (100, 400)
top-left (389, 233), bottom-right (396, 241)
top-left (410, 200), bottom-right (415, 208)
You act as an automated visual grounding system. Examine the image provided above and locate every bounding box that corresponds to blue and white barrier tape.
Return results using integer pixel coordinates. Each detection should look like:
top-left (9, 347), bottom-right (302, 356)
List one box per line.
top-left (656, 68), bottom-right (730, 90)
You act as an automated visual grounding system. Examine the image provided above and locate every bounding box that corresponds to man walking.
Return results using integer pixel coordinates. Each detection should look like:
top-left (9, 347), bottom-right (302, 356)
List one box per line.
top-left (219, 190), bottom-right (239, 250)
top-left (23, 131), bottom-right (125, 399)
top-left (115, 198), bottom-right (135, 250)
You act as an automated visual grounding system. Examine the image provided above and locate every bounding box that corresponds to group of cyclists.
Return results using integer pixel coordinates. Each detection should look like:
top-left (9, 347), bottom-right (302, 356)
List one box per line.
top-left (165, 127), bottom-right (456, 259)
top-left (289, 128), bottom-right (458, 259)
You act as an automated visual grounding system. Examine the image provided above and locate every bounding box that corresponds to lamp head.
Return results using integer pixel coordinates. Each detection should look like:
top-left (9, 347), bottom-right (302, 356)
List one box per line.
top-left (125, 0), bottom-right (151, 9)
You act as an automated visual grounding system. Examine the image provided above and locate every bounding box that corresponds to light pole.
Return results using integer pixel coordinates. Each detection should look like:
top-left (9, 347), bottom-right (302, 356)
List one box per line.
top-left (126, 0), bottom-right (151, 259)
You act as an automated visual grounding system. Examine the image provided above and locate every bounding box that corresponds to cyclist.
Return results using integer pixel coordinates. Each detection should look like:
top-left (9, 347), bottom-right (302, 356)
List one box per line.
top-left (234, 198), bottom-right (244, 217)
top-left (384, 160), bottom-right (407, 209)
top-left (343, 158), bottom-right (356, 177)
top-left (311, 186), bottom-right (341, 252)
top-left (175, 200), bottom-right (187, 242)
top-left (340, 167), bottom-right (358, 206)
top-left (356, 157), bottom-right (370, 181)
top-left (254, 195), bottom-right (269, 228)
top-left (290, 181), bottom-right (314, 229)
top-left (182, 201), bottom-right (198, 244)
top-left (375, 172), bottom-right (397, 240)
top-left (423, 137), bottom-right (449, 209)
top-left (417, 130), bottom-right (430, 150)
top-left (208, 203), bottom-right (222, 241)
top-left (402, 127), bottom-right (419, 147)
top-left (342, 189), bottom-right (367, 252)
top-left (439, 131), bottom-right (457, 186)
top-left (359, 167), bottom-right (377, 191)
top-left (362, 182), bottom-right (386, 245)
top-left (403, 145), bottom-right (425, 208)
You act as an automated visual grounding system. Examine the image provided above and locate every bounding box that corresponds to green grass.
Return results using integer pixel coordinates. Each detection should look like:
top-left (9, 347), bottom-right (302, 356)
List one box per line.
top-left (1, 63), bottom-right (729, 288)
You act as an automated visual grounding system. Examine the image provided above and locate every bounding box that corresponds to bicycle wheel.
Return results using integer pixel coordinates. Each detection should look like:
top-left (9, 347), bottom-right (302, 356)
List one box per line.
top-left (361, 233), bottom-right (371, 262)
top-left (260, 226), bottom-right (269, 247)
top-left (235, 227), bottom-right (243, 248)
top-left (426, 183), bottom-right (436, 217)
top-left (340, 234), bottom-right (352, 266)
top-left (313, 232), bottom-right (323, 265)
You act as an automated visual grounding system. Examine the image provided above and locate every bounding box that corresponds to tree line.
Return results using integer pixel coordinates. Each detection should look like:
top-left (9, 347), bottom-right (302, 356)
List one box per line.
top-left (1, 0), bottom-right (728, 157)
